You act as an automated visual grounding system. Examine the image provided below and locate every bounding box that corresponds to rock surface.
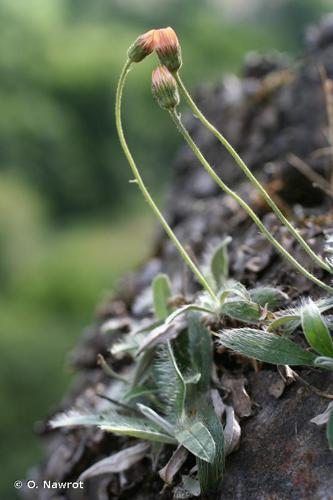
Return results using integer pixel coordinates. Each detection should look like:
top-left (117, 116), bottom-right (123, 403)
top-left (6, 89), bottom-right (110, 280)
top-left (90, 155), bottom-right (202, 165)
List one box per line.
top-left (23, 17), bottom-right (333, 500)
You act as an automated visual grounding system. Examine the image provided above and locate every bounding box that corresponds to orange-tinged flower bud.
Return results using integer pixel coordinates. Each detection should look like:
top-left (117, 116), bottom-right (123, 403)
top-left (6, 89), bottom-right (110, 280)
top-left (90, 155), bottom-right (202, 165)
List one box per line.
top-left (152, 65), bottom-right (180, 110)
top-left (154, 27), bottom-right (182, 72)
top-left (128, 29), bottom-right (156, 63)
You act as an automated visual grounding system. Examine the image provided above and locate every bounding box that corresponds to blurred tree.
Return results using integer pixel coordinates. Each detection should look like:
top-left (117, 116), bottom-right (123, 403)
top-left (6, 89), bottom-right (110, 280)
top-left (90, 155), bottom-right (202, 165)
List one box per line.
top-left (257, 0), bottom-right (330, 49)
top-left (0, 0), bottom-right (330, 221)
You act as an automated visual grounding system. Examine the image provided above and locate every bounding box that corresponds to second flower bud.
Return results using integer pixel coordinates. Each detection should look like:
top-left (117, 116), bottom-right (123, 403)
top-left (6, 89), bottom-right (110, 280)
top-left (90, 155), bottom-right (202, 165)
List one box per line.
top-left (152, 66), bottom-right (180, 110)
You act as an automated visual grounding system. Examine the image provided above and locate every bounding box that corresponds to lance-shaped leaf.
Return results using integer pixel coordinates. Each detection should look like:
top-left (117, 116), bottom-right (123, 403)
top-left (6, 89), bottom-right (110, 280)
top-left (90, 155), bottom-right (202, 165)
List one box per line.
top-left (197, 402), bottom-right (225, 494)
top-left (99, 413), bottom-right (177, 444)
top-left (210, 237), bottom-right (231, 289)
top-left (78, 442), bottom-right (150, 480)
top-left (301, 300), bottom-right (333, 357)
top-left (249, 287), bottom-right (289, 310)
top-left (218, 328), bottom-right (316, 366)
top-left (218, 281), bottom-right (250, 304)
top-left (268, 314), bottom-right (299, 332)
top-left (49, 411), bottom-right (103, 429)
top-left (175, 420), bottom-right (216, 463)
top-left (153, 274), bottom-right (172, 321)
top-left (269, 296), bottom-right (333, 334)
top-left (154, 341), bottom-right (187, 418)
top-left (50, 410), bottom-right (176, 444)
top-left (221, 300), bottom-right (261, 322)
top-left (187, 315), bottom-right (213, 393)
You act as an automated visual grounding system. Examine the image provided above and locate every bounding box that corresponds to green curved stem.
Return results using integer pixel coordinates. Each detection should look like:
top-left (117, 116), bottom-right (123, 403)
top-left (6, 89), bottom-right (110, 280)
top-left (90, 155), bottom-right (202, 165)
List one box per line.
top-left (169, 109), bottom-right (333, 295)
top-left (175, 73), bottom-right (332, 274)
top-left (115, 60), bottom-right (217, 301)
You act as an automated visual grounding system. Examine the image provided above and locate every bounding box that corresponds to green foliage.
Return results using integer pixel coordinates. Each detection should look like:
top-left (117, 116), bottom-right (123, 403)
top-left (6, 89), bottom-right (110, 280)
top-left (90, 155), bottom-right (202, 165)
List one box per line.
top-left (209, 237), bottom-right (231, 290)
top-left (218, 328), bottom-right (317, 366)
top-left (221, 300), bottom-right (261, 322)
top-left (153, 274), bottom-right (173, 321)
top-left (301, 300), bottom-right (333, 357)
top-left (197, 405), bottom-right (224, 495)
top-left (2, 0), bottom-right (332, 496)
top-left (249, 287), bottom-right (289, 310)
top-left (51, 309), bottom-right (225, 493)
top-left (187, 315), bottom-right (213, 394)
top-left (174, 420), bottom-right (216, 463)
top-left (185, 316), bottom-right (225, 490)
top-left (51, 411), bottom-right (177, 444)
top-left (1, 0), bottom-right (327, 220)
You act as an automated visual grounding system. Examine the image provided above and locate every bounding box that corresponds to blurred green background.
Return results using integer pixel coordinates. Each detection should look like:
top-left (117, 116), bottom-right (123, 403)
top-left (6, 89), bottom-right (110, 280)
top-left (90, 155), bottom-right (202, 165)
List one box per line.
top-left (0, 0), bottom-right (331, 497)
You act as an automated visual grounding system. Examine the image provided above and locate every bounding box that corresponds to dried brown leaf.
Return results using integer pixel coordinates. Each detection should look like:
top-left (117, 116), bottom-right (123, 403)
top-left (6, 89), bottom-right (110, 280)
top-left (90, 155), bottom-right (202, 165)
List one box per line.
top-left (222, 373), bottom-right (253, 417)
top-left (78, 442), bottom-right (150, 481)
top-left (159, 445), bottom-right (188, 485)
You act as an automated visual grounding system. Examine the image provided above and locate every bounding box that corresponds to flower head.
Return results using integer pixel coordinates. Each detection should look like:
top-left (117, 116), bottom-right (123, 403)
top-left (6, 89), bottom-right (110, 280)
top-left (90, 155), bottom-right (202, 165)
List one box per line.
top-left (152, 65), bottom-right (180, 110)
top-left (154, 27), bottom-right (182, 72)
top-left (128, 29), bottom-right (156, 63)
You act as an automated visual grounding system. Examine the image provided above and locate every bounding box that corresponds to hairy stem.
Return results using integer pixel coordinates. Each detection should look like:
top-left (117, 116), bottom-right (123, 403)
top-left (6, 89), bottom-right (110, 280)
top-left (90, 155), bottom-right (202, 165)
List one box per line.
top-left (175, 74), bottom-right (332, 274)
top-left (169, 109), bottom-right (333, 295)
top-left (115, 60), bottom-right (217, 301)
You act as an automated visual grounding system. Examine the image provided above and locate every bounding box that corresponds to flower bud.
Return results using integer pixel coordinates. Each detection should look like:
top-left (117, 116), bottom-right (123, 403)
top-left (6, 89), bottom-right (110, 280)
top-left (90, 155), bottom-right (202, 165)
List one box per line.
top-left (154, 27), bottom-right (182, 72)
top-left (127, 29), bottom-right (155, 63)
top-left (152, 66), bottom-right (180, 110)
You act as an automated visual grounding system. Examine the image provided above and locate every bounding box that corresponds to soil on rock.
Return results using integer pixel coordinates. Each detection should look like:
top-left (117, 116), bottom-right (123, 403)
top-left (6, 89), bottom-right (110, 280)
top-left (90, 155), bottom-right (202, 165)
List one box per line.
top-left (24, 17), bottom-right (333, 500)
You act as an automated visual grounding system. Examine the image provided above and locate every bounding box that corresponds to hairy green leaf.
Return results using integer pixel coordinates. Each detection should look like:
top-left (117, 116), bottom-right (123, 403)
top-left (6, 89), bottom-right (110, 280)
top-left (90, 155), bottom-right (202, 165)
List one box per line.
top-left (221, 300), bottom-right (261, 322)
top-left (187, 314), bottom-right (213, 393)
top-left (218, 328), bottom-right (316, 366)
top-left (154, 341), bottom-right (186, 418)
top-left (218, 281), bottom-right (250, 304)
top-left (49, 411), bottom-right (103, 429)
top-left (167, 341), bottom-right (187, 418)
top-left (50, 410), bottom-right (176, 444)
top-left (197, 403), bottom-right (224, 495)
top-left (175, 420), bottom-right (216, 463)
top-left (249, 286), bottom-right (288, 310)
top-left (99, 414), bottom-right (176, 444)
top-left (301, 300), bottom-right (333, 357)
top-left (269, 296), bottom-right (333, 334)
top-left (210, 237), bottom-right (231, 289)
top-left (268, 315), bottom-right (299, 332)
top-left (153, 274), bottom-right (172, 320)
